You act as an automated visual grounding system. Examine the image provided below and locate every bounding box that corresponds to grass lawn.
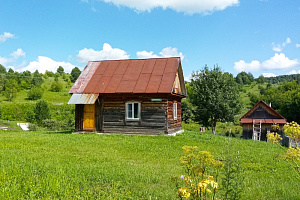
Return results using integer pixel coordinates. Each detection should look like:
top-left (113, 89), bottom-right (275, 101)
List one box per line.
top-left (0, 130), bottom-right (299, 199)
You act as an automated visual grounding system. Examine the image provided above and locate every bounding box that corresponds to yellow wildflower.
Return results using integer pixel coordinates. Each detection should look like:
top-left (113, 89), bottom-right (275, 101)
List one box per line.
top-left (178, 187), bottom-right (191, 199)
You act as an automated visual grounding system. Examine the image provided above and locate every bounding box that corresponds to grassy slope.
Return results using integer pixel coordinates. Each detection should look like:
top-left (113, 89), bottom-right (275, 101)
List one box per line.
top-left (0, 130), bottom-right (299, 199)
top-left (0, 77), bottom-right (72, 105)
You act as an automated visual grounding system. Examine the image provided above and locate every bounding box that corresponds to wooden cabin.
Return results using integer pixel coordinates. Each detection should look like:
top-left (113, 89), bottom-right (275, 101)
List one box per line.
top-left (68, 57), bottom-right (186, 135)
top-left (240, 100), bottom-right (287, 141)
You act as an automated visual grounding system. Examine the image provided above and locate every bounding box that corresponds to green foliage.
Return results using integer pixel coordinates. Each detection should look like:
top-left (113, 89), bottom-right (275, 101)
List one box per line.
top-left (31, 70), bottom-right (43, 87)
top-left (190, 66), bottom-right (241, 134)
top-left (42, 119), bottom-right (61, 131)
top-left (70, 67), bottom-right (81, 83)
top-left (0, 104), bottom-right (2, 119)
top-left (45, 70), bottom-right (55, 77)
top-left (257, 75), bottom-right (265, 84)
top-left (0, 103), bottom-right (35, 121)
top-left (264, 73), bottom-right (300, 84)
top-left (235, 72), bottom-right (254, 85)
top-left (0, 64), bottom-right (6, 73)
top-left (34, 100), bottom-right (50, 125)
top-left (27, 87), bottom-right (43, 100)
top-left (8, 68), bottom-right (14, 73)
top-left (50, 80), bottom-right (63, 92)
top-left (57, 66), bottom-right (64, 75)
top-left (3, 79), bottom-right (18, 101)
top-left (221, 141), bottom-right (243, 200)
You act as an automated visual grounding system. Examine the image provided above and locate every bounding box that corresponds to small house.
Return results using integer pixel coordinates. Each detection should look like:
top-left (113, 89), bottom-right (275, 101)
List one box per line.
top-left (240, 100), bottom-right (286, 141)
top-left (68, 57), bottom-right (186, 135)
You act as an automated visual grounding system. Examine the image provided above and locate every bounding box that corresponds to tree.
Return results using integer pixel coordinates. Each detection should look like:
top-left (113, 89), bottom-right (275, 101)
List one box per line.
top-left (0, 64), bottom-right (6, 73)
top-left (70, 67), bottom-right (81, 83)
top-left (190, 66), bottom-right (241, 134)
top-left (31, 70), bottom-right (43, 87)
top-left (34, 100), bottom-right (50, 125)
top-left (3, 79), bottom-right (18, 101)
top-left (57, 66), bottom-right (64, 75)
top-left (235, 72), bottom-right (252, 85)
top-left (257, 75), bottom-right (265, 84)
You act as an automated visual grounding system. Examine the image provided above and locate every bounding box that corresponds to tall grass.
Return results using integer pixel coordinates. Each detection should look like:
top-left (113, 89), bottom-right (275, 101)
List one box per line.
top-left (0, 130), bottom-right (299, 199)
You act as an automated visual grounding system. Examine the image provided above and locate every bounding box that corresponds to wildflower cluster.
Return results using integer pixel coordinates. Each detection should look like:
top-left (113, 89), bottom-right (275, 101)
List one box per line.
top-left (268, 121), bottom-right (300, 178)
top-left (267, 132), bottom-right (282, 144)
top-left (284, 121), bottom-right (300, 143)
top-left (176, 146), bottom-right (223, 200)
top-left (267, 123), bottom-right (282, 144)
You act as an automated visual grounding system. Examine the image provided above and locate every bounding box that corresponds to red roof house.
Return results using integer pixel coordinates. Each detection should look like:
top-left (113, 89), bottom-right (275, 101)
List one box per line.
top-left (68, 57), bottom-right (186, 135)
top-left (240, 100), bottom-right (286, 141)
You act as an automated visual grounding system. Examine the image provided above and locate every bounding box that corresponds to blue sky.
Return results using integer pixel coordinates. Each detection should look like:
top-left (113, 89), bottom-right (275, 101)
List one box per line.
top-left (0, 0), bottom-right (299, 78)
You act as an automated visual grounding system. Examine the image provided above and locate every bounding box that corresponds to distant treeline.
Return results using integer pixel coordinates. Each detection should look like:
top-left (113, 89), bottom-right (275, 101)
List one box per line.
top-left (264, 74), bottom-right (300, 84)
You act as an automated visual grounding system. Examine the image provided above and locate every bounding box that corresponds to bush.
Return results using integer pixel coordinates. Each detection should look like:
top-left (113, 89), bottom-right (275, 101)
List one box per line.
top-left (34, 100), bottom-right (50, 125)
top-left (50, 81), bottom-right (63, 92)
top-left (0, 105), bottom-right (2, 119)
top-left (28, 123), bottom-right (38, 131)
top-left (27, 87), bottom-right (43, 100)
top-left (42, 119), bottom-right (61, 131)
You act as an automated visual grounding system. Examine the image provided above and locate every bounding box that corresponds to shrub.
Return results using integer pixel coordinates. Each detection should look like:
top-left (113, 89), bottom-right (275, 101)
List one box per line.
top-left (42, 119), bottom-right (61, 131)
top-left (27, 87), bottom-right (43, 100)
top-left (28, 123), bottom-right (38, 131)
top-left (50, 81), bottom-right (63, 92)
top-left (34, 100), bottom-right (50, 125)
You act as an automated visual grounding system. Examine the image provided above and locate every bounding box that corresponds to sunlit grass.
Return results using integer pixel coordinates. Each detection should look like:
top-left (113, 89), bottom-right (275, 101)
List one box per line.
top-left (0, 130), bottom-right (299, 199)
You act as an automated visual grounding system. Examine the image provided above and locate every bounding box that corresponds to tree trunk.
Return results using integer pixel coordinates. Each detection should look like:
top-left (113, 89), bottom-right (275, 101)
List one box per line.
top-left (211, 118), bottom-right (217, 134)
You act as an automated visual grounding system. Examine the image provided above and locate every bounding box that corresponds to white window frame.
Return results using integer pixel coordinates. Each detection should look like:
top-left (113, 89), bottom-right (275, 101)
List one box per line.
top-left (173, 102), bottom-right (177, 120)
top-left (126, 102), bottom-right (140, 120)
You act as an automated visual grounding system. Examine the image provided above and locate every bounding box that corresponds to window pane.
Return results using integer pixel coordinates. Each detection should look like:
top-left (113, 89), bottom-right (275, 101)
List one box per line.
top-left (127, 103), bottom-right (132, 118)
top-left (134, 103), bottom-right (139, 119)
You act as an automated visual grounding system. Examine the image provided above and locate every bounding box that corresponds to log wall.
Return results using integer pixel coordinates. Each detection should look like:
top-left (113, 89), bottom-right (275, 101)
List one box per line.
top-left (242, 123), bottom-right (285, 141)
top-left (100, 94), bottom-right (182, 134)
top-left (167, 100), bottom-right (182, 133)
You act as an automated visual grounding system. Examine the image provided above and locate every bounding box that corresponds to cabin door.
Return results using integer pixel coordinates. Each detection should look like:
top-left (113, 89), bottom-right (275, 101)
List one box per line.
top-left (83, 104), bottom-right (95, 131)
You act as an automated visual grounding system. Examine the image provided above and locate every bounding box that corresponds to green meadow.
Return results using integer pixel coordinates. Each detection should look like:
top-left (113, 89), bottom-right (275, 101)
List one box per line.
top-left (0, 130), bottom-right (299, 199)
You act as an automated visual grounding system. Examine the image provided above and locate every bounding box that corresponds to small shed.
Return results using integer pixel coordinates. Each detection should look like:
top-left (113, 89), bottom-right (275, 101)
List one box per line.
top-left (240, 100), bottom-right (287, 141)
top-left (68, 57), bottom-right (186, 135)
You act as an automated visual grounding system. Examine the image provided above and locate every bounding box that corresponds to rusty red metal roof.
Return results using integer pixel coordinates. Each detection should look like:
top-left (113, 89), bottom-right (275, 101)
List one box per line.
top-left (69, 57), bottom-right (185, 95)
top-left (240, 118), bottom-right (287, 124)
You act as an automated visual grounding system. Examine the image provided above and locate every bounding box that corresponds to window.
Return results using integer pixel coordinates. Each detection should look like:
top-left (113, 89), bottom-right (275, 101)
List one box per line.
top-left (173, 102), bottom-right (177, 120)
top-left (126, 102), bottom-right (140, 120)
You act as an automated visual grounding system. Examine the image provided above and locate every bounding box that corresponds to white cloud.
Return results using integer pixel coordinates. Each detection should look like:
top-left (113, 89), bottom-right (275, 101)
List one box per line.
top-left (296, 44), bottom-right (300, 48)
top-left (100, 0), bottom-right (239, 15)
top-left (287, 70), bottom-right (300, 75)
top-left (261, 53), bottom-right (298, 69)
top-left (137, 47), bottom-right (184, 60)
top-left (234, 60), bottom-right (261, 72)
top-left (77, 43), bottom-right (130, 63)
top-left (19, 56), bottom-right (77, 73)
top-left (0, 32), bottom-right (15, 43)
top-left (136, 51), bottom-right (159, 59)
top-left (0, 57), bottom-right (9, 66)
top-left (272, 37), bottom-right (291, 52)
top-left (0, 48), bottom-right (25, 66)
top-left (159, 47), bottom-right (184, 59)
top-left (10, 48), bottom-right (25, 59)
top-left (262, 73), bottom-right (276, 77)
top-left (234, 53), bottom-right (299, 72)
